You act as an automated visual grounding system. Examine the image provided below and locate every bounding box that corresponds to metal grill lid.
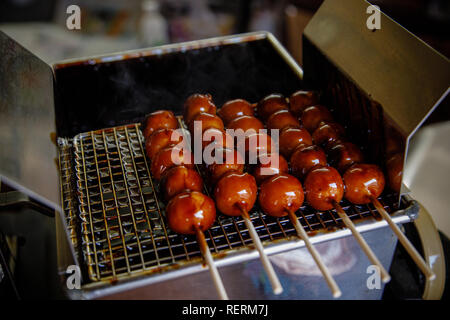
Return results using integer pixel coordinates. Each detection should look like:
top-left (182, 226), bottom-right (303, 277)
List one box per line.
top-left (0, 31), bottom-right (60, 211)
top-left (303, 0), bottom-right (450, 197)
top-left (303, 0), bottom-right (450, 139)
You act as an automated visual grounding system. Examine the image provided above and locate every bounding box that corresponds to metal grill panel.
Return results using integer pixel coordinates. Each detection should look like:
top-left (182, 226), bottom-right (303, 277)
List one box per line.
top-left (70, 123), bottom-right (400, 282)
top-left (58, 139), bottom-right (78, 254)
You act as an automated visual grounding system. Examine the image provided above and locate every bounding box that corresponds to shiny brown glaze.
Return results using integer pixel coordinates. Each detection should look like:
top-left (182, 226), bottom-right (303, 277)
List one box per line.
top-left (214, 172), bottom-right (257, 216)
top-left (343, 163), bottom-right (386, 205)
top-left (385, 127), bottom-right (404, 157)
top-left (161, 166), bottom-right (204, 201)
top-left (145, 128), bottom-right (185, 161)
top-left (242, 132), bottom-right (274, 162)
top-left (290, 145), bottom-right (327, 180)
top-left (304, 166), bottom-right (344, 211)
top-left (189, 112), bottom-right (224, 134)
top-left (267, 110), bottom-right (301, 131)
top-left (166, 191), bottom-right (216, 234)
top-left (143, 110), bottom-right (178, 139)
top-left (207, 148), bottom-right (245, 184)
top-left (386, 153), bottom-right (403, 193)
top-left (289, 90), bottom-right (319, 117)
top-left (279, 127), bottom-right (313, 158)
top-left (312, 122), bottom-right (344, 150)
top-left (256, 94), bottom-right (289, 121)
top-left (183, 93), bottom-right (217, 125)
top-left (218, 99), bottom-right (255, 125)
top-left (319, 121), bottom-right (346, 137)
top-left (252, 153), bottom-right (289, 184)
top-left (227, 115), bottom-right (265, 133)
top-left (259, 174), bottom-right (304, 217)
top-left (301, 105), bottom-right (334, 133)
top-left (201, 128), bottom-right (234, 150)
top-left (150, 146), bottom-right (194, 180)
top-left (328, 142), bottom-right (364, 173)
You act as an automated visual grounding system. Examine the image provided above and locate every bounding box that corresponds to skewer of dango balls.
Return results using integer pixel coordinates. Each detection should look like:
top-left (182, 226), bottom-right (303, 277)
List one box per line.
top-left (142, 98), bottom-right (229, 300)
top-left (186, 95), bottom-right (284, 295)
top-left (253, 91), bottom-right (433, 282)
top-left (252, 92), bottom-right (393, 285)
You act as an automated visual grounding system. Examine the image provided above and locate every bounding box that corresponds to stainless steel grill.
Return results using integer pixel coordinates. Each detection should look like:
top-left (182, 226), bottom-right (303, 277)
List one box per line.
top-left (64, 120), bottom-right (401, 283)
top-left (58, 139), bottom-right (78, 256)
top-left (1, 0), bottom-right (447, 299)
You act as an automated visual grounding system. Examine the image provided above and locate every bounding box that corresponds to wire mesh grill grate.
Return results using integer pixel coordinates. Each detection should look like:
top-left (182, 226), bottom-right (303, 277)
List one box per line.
top-left (58, 139), bottom-right (79, 254)
top-left (70, 123), bottom-right (400, 282)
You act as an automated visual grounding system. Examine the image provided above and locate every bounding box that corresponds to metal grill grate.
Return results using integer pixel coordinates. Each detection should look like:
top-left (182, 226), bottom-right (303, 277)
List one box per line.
top-left (58, 139), bottom-right (79, 253)
top-left (71, 123), bottom-right (400, 282)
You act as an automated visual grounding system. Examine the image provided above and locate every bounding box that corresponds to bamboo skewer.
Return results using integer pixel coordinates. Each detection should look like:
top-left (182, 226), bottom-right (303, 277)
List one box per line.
top-left (371, 197), bottom-right (435, 281)
top-left (249, 105), bottom-right (341, 297)
top-left (240, 207), bottom-right (283, 295)
top-left (333, 201), bottom-right (391, 283)
top-left (195, 226), bottom-right (229, 300)
top-left (286, 209), bottom-right (342, 298)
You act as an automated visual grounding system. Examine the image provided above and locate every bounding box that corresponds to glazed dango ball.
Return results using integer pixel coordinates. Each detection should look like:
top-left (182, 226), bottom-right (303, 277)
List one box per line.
top-left (183, 93), bottom-right (217, 125)
top-left (207, 148), bottom-right (245, 184)
top-left (144, 110), bottom-right (178, 139)
top-left (290, 145), bottom-right (327, 180)
top-left (166, 191), bottom-right (216, 235)
top-left (145, 128), bottom-right (186, 160)
top-left (189, 112), bottom-right (224, 133)
top-left (385, 128), bottom-right (404, 157)
top-left (252, 153), bottom-right (289, 184)
top-left (150, 146), bottom-right (194, 180)
top-left (343, 163), bottom-right (385, 205)
top-left (259, 174), bottom-right (304, 217)
top-left (386, 153), bottom-right (403, 193)
top-left (242, 132), bottom-right (274, 162)
top-left (201, 128), bottom-right (234, 150)
top-left (289, 90), bottom-right (319, 117)
top-left (267, 110), bottom-right (301, 131)
top-left (227, 115), bottom-right (264, 133)
top-left (328, 142), bottom-right (364, 174)
top-left (304, 166), bottom-right (344, 211)
top-left (256, 94), bottom-right (289, 121)
top-left (218, 99), bottom-right (255, 125)
top-left (278, 127), bottom-right (312, 158)
top-left (214, 172), bottom-right (257, 217)
top-left (301, 105), bottom-right (334, 133)
top-left (312, 122), bottom-right (344, 150)
top-left (161, 166), bottom-right (203, 201)
top-left (319, 121), bottom-right (345, 137)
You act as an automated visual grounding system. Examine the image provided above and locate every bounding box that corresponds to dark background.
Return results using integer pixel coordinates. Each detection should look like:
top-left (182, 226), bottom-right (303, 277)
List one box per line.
top-left (0, 0), bottom-right (449, 57)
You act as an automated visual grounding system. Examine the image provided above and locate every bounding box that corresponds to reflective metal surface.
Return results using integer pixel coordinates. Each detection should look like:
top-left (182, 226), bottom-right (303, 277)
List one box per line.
top-left (79, 225), bottom-right (401, 300)
top-left (46, 31), bottom-right (421, 299)
top-left (303, 0), bottom-right (450, 198)
top-left (61, 121), bottom-right (416, 298)
top-left (1, 16), bottom-right (439, 299)
top-left (51, 32), bottom-right (303, 138)
top-left (304, 0), bottom-right (449, 138)
top-left (0, 31), bottom-right (60, 211)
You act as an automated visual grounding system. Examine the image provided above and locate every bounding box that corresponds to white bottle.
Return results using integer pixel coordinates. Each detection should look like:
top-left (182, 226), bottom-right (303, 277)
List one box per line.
top-left (139, 0), bottom-right (169, 47)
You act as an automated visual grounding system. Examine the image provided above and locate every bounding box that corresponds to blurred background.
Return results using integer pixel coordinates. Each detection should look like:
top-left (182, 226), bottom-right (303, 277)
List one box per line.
top-left (0, 0), bottom-right (449, 300)
top-left (0, 0), bottom-right (449, 64)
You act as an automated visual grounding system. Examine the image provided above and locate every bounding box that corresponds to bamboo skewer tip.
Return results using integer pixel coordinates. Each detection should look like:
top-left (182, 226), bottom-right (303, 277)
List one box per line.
top-left (195, 226), bottom-right (229, 300)
top-left (286, 209), bottom-right (342, 298)
top-left (332, 201), bottom-right (391, 284)
top-left (371, 197), bottom-right (435, 281)
top-left (239, 206), bottom-right (284, 295)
